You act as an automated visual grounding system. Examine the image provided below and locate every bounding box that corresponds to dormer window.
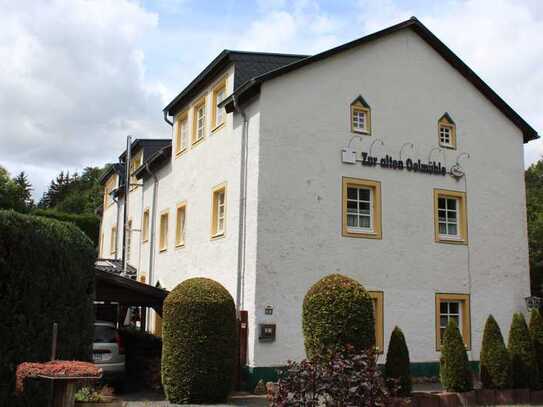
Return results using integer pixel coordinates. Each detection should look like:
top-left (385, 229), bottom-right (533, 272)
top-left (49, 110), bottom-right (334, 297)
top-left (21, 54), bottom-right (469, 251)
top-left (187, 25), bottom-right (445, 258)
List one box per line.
top-left (438, 113), bottom-right (456, 149)
top-left (351, 95), bottom-right (371, 135)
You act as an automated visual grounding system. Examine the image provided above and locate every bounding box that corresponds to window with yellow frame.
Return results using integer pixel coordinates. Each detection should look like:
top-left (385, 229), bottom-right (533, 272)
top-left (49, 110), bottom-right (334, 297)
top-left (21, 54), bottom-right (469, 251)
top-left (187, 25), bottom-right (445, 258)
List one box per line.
top-left (110, 226), bottom-right (117, 255)
top-left (142, 208), bottom-right (149, 242)
top-left (433, 189), bottom-right (467, 244)
top-left (438, 113), bottom-right (456, 149)
top-left (350, 95), bottom-right (371, 135)
top-left (129, 150), bottom-right (143, 191)
top-left (212, 79), bottom-right (227, 130)
top-left (175, 112), bottom-right (188, 155)
top-left (192, 97), bottom-right (206, 144)
top-left (342, 177), bottom-right (382, 239)
top-left (103, 174), bottom-right (117, 208)
top-left (435, 293), bottom-right (471, 350)
top-left (176, 202), bottom-right (186, 247)
top-left (211, 183), bottom-right (227, 238)
top-left (369, 291), bottom-right (384, 353)
top-left (159, 210), bottom-right (169, 252)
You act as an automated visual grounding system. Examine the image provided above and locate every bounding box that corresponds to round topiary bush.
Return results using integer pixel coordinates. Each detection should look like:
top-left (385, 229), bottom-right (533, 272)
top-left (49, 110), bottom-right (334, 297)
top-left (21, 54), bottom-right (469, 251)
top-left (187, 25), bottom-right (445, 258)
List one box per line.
top-left (302, 274), bottom-right (375, 359)
top-left (529, 309), bottom-right (543, 389)
top-left (480, 315), bottom-right (511, 389)
top-left (439, 319), bottom-right (473, 392)
top-left (384, 326), bottom-right (412, 396)
top-left (509, 312), bottom-right (538, 389)
top-left (161, 278), bottom-right (237, 404)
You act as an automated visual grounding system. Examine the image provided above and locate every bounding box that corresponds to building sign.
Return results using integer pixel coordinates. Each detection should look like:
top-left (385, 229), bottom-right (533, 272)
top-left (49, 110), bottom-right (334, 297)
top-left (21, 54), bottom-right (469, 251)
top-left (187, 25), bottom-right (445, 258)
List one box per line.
top-left (342, 148), bottom-right (448, 176)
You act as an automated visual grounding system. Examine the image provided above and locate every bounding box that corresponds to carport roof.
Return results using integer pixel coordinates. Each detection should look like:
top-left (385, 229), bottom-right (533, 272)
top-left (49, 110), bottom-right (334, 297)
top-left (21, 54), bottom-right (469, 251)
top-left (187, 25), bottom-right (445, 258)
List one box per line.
top-left (95, 268), bottom-right (168, 314)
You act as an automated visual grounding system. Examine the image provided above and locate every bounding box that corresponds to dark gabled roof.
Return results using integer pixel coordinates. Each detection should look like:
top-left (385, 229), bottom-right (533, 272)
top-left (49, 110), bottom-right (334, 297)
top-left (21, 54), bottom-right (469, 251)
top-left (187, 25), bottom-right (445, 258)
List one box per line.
top-left (223, 17), bottom-right (538, 143)
top-left (99, 163), bottom-right (124, 185)
top-left (163, 50), bottom-right (308, 116)
top-left (119, 138), bottom-right (171, 162)
top-left (134, 144), bottom-right (172, 180)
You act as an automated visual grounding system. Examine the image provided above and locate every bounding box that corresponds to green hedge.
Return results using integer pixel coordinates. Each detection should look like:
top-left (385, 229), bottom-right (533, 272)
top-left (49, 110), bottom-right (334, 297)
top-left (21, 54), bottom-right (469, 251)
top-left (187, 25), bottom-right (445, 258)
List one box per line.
top-left (161, 278), bottom-right (237, 404)
top-left (32, 208), bottom-right (100, 247)
top-left (0, 210), bottom-right (96, 405)
top-left (439, 319), bottom-right (473, 392)
top-left (480, 315), bottom-right (511, 389)
top-left (509, 312), bottom-right (538, 389)
top-left (529, 309), bottom-right (543, 389)
top-left (384, 326), bottom-right (412, 396)
top-left (303, 274), bottom-right (375, 360)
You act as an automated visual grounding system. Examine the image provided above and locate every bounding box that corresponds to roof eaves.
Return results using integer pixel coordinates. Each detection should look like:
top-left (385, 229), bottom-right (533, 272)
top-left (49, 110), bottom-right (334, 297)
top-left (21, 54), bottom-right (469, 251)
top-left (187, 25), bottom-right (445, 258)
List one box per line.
top-left (223, 17), bottom-right (538, 142)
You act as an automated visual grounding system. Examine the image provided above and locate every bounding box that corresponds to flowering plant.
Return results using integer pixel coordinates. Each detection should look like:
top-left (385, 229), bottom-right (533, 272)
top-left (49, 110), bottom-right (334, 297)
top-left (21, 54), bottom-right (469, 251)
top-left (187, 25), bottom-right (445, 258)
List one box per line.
top-left (16, 361), bottom-right (101, 393)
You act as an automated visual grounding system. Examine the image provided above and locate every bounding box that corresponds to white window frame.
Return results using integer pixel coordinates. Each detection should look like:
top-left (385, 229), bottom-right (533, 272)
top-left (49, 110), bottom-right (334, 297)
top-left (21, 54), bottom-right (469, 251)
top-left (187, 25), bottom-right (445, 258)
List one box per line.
top-left (352, 109), bottom-right (368, 133)
top-left (346, 186), bottom-right (374, 233)
top-left (437, 196), bottom-right (460, 240)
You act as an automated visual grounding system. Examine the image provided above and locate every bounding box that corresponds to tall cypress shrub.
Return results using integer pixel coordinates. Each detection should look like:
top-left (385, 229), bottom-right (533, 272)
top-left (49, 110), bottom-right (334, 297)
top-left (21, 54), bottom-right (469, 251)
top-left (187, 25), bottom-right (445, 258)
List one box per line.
top-left (529, 309), bottom-right (543, 389)
top-left (384, 326), bottom-right (411, 396)
top-left (0, 210), bottom-right (96, 405)
top-left (508, 312), bottom-right (538, 389)
top-left (302, 274), bottom-right (375, 360)
top-left (439, 319), bottom-right (473, 392)
top-left (480, 315), bottom-right (511, 389)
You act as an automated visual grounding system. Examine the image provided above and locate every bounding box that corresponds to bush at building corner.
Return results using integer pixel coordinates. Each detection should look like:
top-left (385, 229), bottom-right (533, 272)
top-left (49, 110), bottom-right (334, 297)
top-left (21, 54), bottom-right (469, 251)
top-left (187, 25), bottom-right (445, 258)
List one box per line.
top-left (384, 326), bottom-right (412, 396)
top-left (0, 210), bottom-right (96, 406)
top-left (439, 319), bottom-right (473, 392)
top-left (509, 312), bottom-right (538, 389)
top-left (303, 274), bottom-right (375, 360)
top-left (480, 315), bottom-right (512, 389)
top-left (529, 309), bottom-right (543, 389)
top-left (161, 278), bottom-right (237, 404)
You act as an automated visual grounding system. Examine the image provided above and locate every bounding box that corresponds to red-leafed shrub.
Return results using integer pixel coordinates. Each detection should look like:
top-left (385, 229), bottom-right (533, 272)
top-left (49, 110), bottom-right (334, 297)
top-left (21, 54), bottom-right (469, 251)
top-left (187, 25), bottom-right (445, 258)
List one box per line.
top-left (272, 345), bottom-right (392, 406)
top-left (16, 361), bottom-right (101, 394)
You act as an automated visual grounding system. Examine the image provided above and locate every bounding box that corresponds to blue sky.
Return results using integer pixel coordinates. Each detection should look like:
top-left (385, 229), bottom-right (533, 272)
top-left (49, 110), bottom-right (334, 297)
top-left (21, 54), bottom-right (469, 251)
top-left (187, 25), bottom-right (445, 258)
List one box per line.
top-left (0, 0), bottom-right (541, 199)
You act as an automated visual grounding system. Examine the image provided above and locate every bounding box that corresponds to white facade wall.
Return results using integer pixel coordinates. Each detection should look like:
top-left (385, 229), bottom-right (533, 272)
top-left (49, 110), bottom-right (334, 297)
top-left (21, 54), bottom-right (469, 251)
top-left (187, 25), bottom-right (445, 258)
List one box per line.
top-left (100, 176), bottom-right (121, 259)
top-left (252, 29), bottom-right (530, 366)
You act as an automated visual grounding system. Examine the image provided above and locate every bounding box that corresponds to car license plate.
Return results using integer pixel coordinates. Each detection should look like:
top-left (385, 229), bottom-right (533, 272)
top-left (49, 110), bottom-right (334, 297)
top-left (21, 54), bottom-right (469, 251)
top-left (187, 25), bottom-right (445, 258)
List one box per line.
top-left (93, 353), bottom-right (103, 362)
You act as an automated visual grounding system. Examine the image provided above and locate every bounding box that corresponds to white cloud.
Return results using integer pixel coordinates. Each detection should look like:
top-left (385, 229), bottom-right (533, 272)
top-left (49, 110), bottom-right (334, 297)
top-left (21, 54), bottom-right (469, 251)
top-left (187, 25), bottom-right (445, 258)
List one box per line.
top-left (0, 0), bottom-right (166, 198)
top-left (355, 0), bottom-right (543, 166)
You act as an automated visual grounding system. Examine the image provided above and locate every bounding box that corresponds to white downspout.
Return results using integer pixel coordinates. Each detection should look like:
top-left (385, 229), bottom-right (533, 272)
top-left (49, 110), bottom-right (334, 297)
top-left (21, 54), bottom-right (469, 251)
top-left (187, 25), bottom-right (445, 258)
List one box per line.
top-left (233, 95), bottom-right (249, 315)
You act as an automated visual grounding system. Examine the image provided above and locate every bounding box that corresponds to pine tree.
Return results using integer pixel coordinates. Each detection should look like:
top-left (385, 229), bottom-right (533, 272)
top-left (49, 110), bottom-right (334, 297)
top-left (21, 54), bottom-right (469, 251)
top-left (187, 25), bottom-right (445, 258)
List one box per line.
top-left (480, 315), bottom-right (512, 389)
top-left (529, 309), bottom-right (543, 389)
top-left (440, 319), bottom-right (473, 392)
top-left (384, 326), bottom-right (412, 396)
top-left (13, 171), bottom-right (34, 210)
top-left (508, 312), bottom-right (538, 389)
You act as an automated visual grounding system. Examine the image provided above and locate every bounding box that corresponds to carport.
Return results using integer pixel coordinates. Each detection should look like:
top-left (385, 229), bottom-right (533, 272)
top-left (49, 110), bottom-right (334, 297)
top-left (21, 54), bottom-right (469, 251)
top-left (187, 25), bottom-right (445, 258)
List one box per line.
top-left (94, 262), bottom-right (168, 330)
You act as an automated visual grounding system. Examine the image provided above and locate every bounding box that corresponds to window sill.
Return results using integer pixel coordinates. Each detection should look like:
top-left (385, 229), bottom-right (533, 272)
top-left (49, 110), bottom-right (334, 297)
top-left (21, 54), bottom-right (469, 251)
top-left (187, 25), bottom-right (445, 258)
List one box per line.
top-left (352, 129), bottom-right (371, 136)
top-left (142, 239), bottom-right (149, 244)
top-left (159, 248), bottom-right (168, 253)
top-left (342, 228), bottom-right (381, 239)
top-left (210, 232), bottom-right (225, 240)
top-left (191, 137), bottom-right (205, 148)
top-left (211, 122), bottom-right (225, 133)
top-left (175, 148), bottom-right (187, 158)
top-left (439, 144), bottom-right (456, 150)
top-left (175, 242), bottom-right (185, 249)
top-left (435, 237), bottom-right (467, 245)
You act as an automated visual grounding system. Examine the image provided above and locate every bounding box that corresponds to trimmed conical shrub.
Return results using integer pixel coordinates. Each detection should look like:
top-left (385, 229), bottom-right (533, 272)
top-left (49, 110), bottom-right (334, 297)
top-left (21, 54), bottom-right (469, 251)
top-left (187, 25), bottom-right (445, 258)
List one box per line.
top-left (303, 274), bottom-right (375, 359)
top-left (480, 315), bottom-right (512, 389)
top-left (508, 312), bottom-right (538, 389)
top-left (439, 319), bottom-right (473, 392)
top-left (384, 326), bottom-right (412, 396)
top-left (161, 278), bottom-right (237, 403)
top-left (530, 309), bottom-right (543, 389)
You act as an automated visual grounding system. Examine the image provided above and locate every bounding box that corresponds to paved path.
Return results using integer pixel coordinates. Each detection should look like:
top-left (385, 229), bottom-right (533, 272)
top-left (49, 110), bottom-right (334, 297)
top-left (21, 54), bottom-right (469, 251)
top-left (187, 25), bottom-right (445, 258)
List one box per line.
top-left (120, 392), bottom-right (267, 406)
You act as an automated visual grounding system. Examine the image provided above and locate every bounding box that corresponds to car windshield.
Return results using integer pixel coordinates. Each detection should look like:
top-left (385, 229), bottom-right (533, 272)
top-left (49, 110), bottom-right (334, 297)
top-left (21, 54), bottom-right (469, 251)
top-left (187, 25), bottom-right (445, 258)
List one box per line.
top-left (94, 325), bottom-right (117, 343)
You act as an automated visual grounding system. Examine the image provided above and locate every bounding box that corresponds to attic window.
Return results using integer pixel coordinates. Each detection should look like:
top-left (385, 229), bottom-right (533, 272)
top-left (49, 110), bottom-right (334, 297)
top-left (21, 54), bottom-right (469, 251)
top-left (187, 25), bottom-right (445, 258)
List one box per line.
top-left (438, 113), bottom-right (456, 149)
top-left (351, 95), bottom-right (371, 135)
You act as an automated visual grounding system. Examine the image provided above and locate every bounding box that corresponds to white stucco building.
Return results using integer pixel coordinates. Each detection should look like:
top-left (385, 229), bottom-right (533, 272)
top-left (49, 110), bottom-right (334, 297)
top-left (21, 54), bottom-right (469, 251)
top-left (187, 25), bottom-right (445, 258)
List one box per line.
top-left (98, 18), bottom-right (538, 385)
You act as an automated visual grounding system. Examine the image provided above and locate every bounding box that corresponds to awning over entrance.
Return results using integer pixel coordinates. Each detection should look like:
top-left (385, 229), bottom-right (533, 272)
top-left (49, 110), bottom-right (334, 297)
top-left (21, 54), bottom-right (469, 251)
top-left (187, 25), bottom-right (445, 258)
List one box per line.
top-left (95, 268), bottom-right (168, 316)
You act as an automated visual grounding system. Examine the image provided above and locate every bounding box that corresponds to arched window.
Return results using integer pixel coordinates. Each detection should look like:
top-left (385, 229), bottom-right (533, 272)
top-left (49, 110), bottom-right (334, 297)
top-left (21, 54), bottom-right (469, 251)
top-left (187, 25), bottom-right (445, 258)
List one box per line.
top-left (351, 95), bottom-right (371, 135)
top-left (438, 113), bottom-right (456, 149)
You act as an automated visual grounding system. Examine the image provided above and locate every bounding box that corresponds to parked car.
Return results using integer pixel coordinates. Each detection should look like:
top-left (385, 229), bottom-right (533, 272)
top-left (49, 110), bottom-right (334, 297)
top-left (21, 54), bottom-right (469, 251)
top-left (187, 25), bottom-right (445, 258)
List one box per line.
top-left (93, 321), bottom-right (125, 381)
